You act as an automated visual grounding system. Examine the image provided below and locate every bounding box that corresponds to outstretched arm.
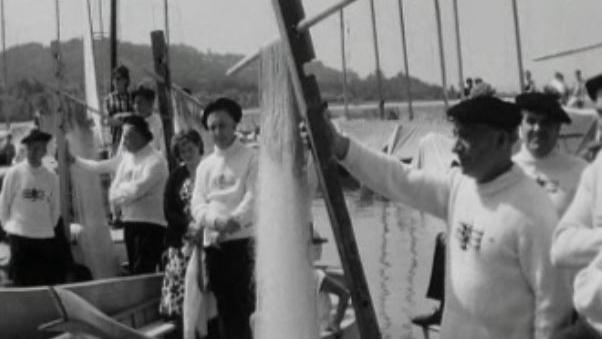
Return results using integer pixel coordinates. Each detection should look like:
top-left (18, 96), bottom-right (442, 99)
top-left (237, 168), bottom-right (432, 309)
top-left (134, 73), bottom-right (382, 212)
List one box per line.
top-left (551, 165), bottom-right (602, 268)
top-left (320, 275), bottom-right (350, 333)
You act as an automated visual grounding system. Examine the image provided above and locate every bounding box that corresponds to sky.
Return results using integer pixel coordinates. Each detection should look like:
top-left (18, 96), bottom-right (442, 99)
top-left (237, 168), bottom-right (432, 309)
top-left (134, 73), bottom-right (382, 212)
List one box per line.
top-left (4, 0), bottom-right (602, 92)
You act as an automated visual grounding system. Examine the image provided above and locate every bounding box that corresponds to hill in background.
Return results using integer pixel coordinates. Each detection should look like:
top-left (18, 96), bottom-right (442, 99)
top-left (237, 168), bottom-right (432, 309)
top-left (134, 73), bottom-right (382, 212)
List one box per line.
top-left (0, 38), bottom-right (443, 122)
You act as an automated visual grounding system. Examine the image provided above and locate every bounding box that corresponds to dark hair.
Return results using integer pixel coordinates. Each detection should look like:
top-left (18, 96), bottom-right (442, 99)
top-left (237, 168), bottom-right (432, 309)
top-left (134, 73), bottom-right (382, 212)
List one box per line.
top-left (132, 83), bottom-right (156, 102)
top-left (122, 115), bottom-right (153, 142)
top-left (171, 129), bottom-right (204, 161)
top-left (202, 97), bottom-right (242, 129)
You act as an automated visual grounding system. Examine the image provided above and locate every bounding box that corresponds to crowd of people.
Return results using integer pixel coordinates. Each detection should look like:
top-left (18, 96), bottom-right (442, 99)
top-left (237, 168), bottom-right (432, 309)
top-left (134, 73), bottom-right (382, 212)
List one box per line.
top-left (3, 61), bottom-right (602, 339)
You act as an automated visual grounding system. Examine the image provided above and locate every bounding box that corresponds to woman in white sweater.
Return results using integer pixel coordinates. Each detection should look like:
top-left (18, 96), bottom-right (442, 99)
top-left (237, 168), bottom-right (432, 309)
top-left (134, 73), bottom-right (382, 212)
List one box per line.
top-left (327, 96), bottom-right (572, 339)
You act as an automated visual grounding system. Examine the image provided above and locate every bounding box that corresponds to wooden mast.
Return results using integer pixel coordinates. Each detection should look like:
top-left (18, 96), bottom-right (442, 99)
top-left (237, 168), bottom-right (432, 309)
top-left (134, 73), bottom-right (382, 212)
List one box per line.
top-left (511, 0), bottom-right (525, 91)
top-left (396, 0), bottom-right (413, 120)
top-left (339, 10), bottom-right (349, 119)
top-left (368, 0), bottom-right (385, 119)
top-left (452, 0), bottom-right (464, 97)
top-left (110, 0), bottom-right (117, 71)
top-left (1, 0), bottom-right (8, 130)
top-left (271, 0), bottom-right (382, 337)
top-left (433, 0), bottom-right (449, 109)
top-left (150, 31), bottom-right (174, 169)
top-left (53, 0), bottom-right (73, 245)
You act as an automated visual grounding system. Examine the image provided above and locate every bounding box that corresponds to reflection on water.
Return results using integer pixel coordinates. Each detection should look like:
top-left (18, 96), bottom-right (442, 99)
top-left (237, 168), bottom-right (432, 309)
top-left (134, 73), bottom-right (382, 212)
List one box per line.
top-left (377, 201), bottom-right (393, 339)
top-left (313, 193), bottom-right (443, 339)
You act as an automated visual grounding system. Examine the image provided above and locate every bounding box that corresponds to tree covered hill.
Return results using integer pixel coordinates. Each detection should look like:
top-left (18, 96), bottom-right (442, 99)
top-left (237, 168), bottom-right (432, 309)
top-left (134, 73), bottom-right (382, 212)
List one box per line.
top-left (0, 38), bottom-right (443, 122)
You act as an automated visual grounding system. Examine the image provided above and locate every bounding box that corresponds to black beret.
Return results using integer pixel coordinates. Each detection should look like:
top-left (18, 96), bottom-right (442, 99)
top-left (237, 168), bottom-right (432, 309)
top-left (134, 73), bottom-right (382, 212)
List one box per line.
top-left (202, 97), bottom-right (242, 129)
top-left (515, 92), bottom-right (571, 124)
top-left (122, 115), bottom-right (153, 141)
top-left (112, 65), bottom-right (130, 80)
top-left (131, 82), bottom-right (156, 101)
top-left (586, 73), bottom-right (602, 101)
top-left (21, 129), bottom-right (52, 145)
top-left (447, 96), bottom-right (522, 131)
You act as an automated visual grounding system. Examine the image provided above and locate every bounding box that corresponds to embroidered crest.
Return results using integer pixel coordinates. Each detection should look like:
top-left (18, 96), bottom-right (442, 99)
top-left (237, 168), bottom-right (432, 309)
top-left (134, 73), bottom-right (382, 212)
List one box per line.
top-left (22, 188), bottom-right (47, 202)
top-left (455, 222), bottom-right (484, 251)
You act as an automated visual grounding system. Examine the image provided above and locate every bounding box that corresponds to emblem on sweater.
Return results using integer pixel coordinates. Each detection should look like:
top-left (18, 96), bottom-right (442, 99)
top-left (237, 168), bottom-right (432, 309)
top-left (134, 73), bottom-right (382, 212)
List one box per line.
top-left (455, 222), bottom-right (484, 251)
top-left (535, 176), bottom-right (559, 193)
top-left (22, 188), bottom-right (47, 201)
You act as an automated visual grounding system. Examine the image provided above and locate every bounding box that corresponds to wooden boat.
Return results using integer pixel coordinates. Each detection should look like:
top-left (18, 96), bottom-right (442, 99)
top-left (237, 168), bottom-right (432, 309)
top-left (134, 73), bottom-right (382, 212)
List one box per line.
top-left (0, 268), bottom-right (357, 339)
top-left (0, 273), bottom-right (164, 339)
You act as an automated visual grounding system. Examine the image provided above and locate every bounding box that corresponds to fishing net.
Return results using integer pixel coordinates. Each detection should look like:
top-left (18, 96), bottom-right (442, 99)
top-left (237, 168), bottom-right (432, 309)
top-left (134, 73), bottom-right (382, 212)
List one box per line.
top-left (254, 42), bottom-right (318, 339)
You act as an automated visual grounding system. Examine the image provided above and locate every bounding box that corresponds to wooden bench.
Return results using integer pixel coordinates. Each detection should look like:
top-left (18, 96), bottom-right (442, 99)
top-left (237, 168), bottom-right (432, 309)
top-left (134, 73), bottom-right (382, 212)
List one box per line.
top-left (40, 286), bottom-right (175, 339)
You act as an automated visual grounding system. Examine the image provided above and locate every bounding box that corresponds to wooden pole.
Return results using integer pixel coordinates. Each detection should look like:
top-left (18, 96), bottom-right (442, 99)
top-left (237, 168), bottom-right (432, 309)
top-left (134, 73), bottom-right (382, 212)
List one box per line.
top-left (1, 0), bottom-right (8, 129)
top-left (163, 0), bottom-right (170, 70)
top-left (110, 0), bottom-right (117, 71)
top-left (433, 0), bottom-right (449, 109)
top-left (150, 30), bottom-right (175, 169)
top-left (396, 0), bottom-right (413, 120)
top-left (368, 0), bottom-right (385, 119)
top-left (534, 41), bottom-right (602, 62)
top-left (271, 0), bottom-right (382, 337)
top-left (339, 10), bottom-right (349, 119)
top-left (54, 0), bottom-right (73, 247)
top-left (511, 0), bottom-right (525, 91)
top-left (452, 0), bottom-right (464, 98)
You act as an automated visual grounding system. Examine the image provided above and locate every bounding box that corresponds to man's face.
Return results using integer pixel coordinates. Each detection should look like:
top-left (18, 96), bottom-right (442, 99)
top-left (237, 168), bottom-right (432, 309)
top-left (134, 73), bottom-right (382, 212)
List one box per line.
top-left (206, 110), bottom-right (237, 149)
top-left (113, 75), bottom-right (128, 93)
top-left (122, 124), bottom-right (147, 153)
top-left (520, 110), bottom-right (560, 158)
top-left (26, 141), bottom-right (47, 167)
top-left (452, 122), bottom-right (509, 181)
top-left (133, 95), bottom-right (153, 118)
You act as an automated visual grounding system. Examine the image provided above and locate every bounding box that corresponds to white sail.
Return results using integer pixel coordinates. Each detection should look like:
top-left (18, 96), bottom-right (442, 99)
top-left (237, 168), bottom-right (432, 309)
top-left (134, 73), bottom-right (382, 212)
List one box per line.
top-left (82, 0), bottom-right (104, 148)
top-left (64, 0), bottom-right (119, 279)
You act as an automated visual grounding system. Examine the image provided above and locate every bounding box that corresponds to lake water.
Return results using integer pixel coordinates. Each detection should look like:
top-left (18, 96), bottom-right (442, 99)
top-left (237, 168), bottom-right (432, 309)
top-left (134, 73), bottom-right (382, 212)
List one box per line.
top-left (312, 192), bottom-right (445, 339)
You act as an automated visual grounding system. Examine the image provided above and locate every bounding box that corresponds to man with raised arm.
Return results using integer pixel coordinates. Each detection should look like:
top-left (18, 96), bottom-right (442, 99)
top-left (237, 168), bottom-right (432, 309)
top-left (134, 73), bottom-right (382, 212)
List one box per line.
top-left (326, 96), bottom-right (572, 339)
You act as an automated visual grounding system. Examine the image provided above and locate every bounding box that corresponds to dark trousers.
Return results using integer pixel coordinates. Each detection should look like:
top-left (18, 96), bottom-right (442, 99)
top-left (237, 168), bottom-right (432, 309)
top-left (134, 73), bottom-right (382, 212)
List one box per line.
top-left (8, 234), bottom-right (63, 286)
top-left (206, 238), bottom-right (255, 339)
top-left (425, 232), bottom-right (446, 304)
top-left (123, 222), bottom-right (166, 274)
top-left (552, 316), bottom-right (602, 339)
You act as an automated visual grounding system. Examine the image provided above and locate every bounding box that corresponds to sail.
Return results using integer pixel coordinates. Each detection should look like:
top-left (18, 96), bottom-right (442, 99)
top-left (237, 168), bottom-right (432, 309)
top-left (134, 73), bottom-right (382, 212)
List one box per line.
top-left (62, 0), bottom-right (119, 279)
top-left (82, 0), bottom-right (104, 148)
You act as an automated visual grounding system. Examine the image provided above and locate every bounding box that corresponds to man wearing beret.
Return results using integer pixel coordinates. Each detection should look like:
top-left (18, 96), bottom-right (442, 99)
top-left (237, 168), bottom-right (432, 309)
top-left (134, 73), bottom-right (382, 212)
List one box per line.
top-left (190, 97), bottom-right (257, 339)
top-left (325, 96), bottom-right (572, 339)
top-left (0, 129), bottom-right (61, 286)
top-left (513, 92), bottom-right (587, 215)
top-left (74, 116), bottom-right (169, 274)
top-left (551, 74), bottom-right (602, 337)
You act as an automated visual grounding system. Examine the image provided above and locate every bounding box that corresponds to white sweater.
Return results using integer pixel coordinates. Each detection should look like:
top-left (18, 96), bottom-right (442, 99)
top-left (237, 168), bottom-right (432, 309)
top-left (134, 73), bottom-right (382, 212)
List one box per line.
top-left (191, 139), bottom-right (257, 242)
top-left (0, 162), bottom-right (60, 238)
top-left (513, 145), bottom-right (586, 216)
top-left (109, 144), bottom-right (168, 226)
top-left (342, 138), bottom-right (571, 339)
top-left (552, 154), bottom-right (602, 268)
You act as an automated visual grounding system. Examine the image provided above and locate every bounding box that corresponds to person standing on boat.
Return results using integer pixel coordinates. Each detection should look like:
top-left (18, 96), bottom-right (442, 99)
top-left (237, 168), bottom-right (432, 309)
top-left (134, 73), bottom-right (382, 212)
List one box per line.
top-left (0, 129), bottom-right (61, 286)
top-left (73, 116), bottom-right (168, 274)
top-left (325, 96), bottom-right (572, 339)
top-left (104, 65), bottom-right (134, 153)
top-left (159, 129), bottom-right (214, 336)
top-left (190, 97), bottom-right (257, 339)
top-left (130, 82), bottom-right (167, 157)
top-left (524, 70), bottom-right (537, 93)
top-left (569, 69), bottom-right (587, 109)
top-left (550, 73), bottom-right (602, 339)
top-left (513, 92), bottom-right (587, 215)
